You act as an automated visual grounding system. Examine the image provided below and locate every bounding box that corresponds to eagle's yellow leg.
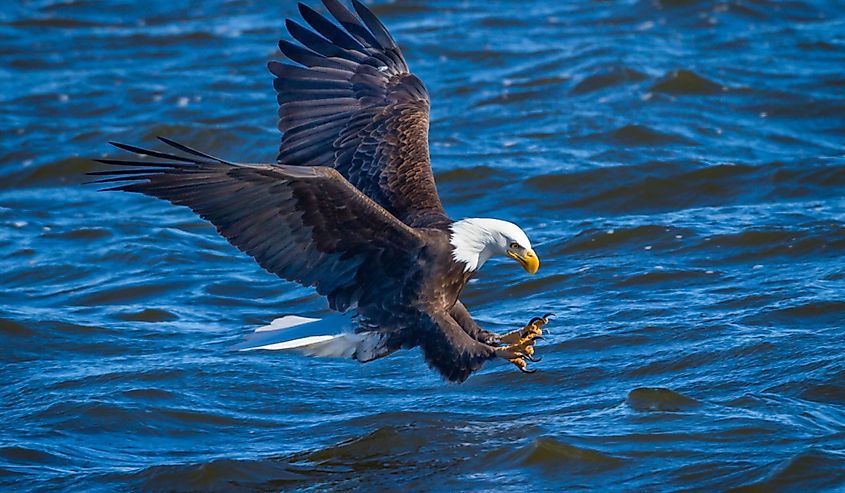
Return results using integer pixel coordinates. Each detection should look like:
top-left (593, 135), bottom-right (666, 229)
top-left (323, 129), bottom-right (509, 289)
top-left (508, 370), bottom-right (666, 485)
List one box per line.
top-left (495, 336), bottom-right (539, 373)
top-left (498, 313), bottom-right (552, 345)
top-left (509, 357), bottom-right (530, 373)
top-left (494, 313), bottom-right (552, 373)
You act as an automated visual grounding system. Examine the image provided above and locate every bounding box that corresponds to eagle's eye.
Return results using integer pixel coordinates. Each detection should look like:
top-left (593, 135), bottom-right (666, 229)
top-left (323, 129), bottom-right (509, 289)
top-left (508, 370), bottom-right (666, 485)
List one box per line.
top-left (509, 242), bottom-right (519, 249)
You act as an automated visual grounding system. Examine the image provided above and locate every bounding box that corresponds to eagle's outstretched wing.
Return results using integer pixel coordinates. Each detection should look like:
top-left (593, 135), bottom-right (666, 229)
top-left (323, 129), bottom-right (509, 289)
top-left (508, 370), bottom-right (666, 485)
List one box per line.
top-left (270, 0), bottom-right (448, 228)
top-left (89, 137), bottom-right (425, 312)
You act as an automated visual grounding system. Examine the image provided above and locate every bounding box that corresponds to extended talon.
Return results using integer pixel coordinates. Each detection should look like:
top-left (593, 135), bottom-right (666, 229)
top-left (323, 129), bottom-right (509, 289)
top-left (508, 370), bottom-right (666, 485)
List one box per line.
top-left (493, 312), bottom-right (553, 374)
top-left (528, 313), bottom-right (553, 337)
top-left (540, 313), bottom-right (554, 334)
top-left (494, 312), bottom-right (554, 372)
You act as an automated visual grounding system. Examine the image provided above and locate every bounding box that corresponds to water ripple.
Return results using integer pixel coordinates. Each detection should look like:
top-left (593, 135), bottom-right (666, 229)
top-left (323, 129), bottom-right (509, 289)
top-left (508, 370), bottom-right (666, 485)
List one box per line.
top-left (2, 0), bottom-right (845, 491)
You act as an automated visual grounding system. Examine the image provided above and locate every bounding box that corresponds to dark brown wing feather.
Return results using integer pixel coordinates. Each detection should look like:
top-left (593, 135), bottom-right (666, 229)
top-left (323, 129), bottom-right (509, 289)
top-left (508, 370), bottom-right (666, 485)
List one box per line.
top-left (90, 138), bottom-right (425, 312)
top-left (270, 0), bottom-right (448, 228)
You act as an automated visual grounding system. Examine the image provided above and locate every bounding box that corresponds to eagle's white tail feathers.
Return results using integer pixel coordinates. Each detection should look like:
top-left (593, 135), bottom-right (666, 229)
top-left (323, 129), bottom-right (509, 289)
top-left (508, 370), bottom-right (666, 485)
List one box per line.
top-left (232, 314), bottom-right (391, 362)
top-left (253, 315), bottom-right (320, 332)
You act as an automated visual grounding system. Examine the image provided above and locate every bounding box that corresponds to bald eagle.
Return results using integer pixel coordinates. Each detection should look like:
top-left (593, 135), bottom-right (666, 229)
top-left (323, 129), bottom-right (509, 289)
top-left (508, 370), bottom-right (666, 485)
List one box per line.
top-left (90, 0), bottom-right (551, 382)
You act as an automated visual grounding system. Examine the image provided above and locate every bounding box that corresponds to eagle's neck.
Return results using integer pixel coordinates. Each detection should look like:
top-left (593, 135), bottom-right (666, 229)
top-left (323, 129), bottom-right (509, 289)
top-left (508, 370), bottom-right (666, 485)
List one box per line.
top-left (449, 218), bottom-right (505, 272)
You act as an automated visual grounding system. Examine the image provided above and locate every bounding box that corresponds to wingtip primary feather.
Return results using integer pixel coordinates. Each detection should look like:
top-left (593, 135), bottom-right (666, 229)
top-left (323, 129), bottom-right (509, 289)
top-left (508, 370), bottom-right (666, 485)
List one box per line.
top-left (91, 138), bottom-right (234, 192)
top-left (108, 141), bottom-right (140, 154)
top-left (155, 136), bottom-right (231, 164)
top-left (297, 2), bottom-right (316, 19)
top-left (351, 0), bottom-right (397, 49)
top-left (107, 141), bottom-right (195, 163)
top-left (321, 0), bottom-right (382, 49)
top-left (284, 17), bottom-right (302, 34)
top-left (298, 1), bottom-right (364, 51)
top-left (86, 174), bottom-right (155, 185)
top-left (268, 59), bottom-right (282, 74)
top-left (91, 158), bottom-right (195, 169)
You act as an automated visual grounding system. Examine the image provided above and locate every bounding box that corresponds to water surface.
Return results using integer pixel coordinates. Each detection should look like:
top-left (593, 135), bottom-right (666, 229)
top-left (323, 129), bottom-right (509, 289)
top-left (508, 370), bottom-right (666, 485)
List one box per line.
top-left (2, 0), bottom-right (845, 491)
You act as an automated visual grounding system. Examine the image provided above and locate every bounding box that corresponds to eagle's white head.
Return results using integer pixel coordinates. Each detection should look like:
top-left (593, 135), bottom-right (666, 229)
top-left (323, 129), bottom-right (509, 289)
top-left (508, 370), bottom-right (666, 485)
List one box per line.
top-left (449, 218), bottom-right (539, 273)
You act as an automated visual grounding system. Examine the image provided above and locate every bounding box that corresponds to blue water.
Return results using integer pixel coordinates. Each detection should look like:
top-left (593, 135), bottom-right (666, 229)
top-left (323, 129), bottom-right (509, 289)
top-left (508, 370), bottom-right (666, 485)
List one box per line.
top-left (2, 0), bottom-right (845, 491)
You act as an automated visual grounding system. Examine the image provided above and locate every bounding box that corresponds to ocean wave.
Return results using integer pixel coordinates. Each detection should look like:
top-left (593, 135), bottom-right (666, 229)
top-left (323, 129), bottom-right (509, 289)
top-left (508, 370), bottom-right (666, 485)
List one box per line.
top-left (489, 436), bottom-right (627, 474)
top-left (730, 449), bottom-right (845, 492)
top-left (626, 388), bottom-right (702, 412)
top-left (3, 0), bottom-right (845, 491)
top-left (650, 70), bottom-right (726, 95)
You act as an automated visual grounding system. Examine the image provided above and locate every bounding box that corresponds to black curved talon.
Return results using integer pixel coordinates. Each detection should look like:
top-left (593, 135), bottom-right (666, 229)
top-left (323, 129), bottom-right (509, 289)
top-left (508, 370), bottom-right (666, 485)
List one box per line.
top-left (541, 314), bottom-right (554, 334)
top-left (525, 354), bottom-right (542, 362)
top-left (519, 366), bottom-right (537, 374)
top-left (528, 316), bottom-right (544, 325)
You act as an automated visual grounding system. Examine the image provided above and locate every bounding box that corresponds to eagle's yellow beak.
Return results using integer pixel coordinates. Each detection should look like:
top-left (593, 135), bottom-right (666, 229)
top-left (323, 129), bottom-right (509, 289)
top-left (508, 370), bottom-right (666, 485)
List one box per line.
top-left (507, 248), bottom-right (539, 274)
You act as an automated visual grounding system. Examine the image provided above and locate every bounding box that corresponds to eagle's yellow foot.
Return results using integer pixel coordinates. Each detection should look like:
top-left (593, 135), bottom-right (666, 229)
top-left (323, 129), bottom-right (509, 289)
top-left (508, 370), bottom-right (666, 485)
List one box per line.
top-left (508, 357), bottom-right (535, 373)
top-left (497, 313), bottom-right (553, 345)
top-left (494, 313), bottom-right (553, 372)
top-left (495, 338), bottom-right (540, 373)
